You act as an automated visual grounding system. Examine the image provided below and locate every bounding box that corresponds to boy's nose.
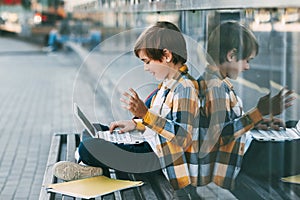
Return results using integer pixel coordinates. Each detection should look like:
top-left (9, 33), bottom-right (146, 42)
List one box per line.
top-left (144, 64), bottom-right (149, 71)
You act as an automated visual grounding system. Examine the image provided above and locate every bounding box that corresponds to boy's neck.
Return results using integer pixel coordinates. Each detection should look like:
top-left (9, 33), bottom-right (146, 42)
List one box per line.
top-left (167, 63), bottom-right (185, 80)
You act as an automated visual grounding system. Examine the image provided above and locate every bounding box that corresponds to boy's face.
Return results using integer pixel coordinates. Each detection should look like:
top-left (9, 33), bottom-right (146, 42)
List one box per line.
top-left (137, 50), bottom-right (170, 81)
top-left (226, 51), bottom-right (256, 80)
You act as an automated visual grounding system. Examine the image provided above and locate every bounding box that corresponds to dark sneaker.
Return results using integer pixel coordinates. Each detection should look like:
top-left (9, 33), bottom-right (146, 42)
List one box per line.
top-left (53, 161), bottom-right (103, 181)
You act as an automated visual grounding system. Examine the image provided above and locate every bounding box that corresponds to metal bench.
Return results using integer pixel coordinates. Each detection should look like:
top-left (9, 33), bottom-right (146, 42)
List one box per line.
top-left (39, 132), bottom-right (177, 200)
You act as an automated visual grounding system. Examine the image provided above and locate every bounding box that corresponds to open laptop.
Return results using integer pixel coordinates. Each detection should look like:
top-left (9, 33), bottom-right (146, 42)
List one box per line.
top-left (74, 103), bottom-right (145, 144)
top-left (250, 120), bottom-right (300, 142)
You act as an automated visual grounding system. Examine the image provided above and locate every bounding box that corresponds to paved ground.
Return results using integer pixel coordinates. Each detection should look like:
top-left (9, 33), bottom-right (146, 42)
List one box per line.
top-left (1, 32), bottom-right (299, 200)
top-left (0, 36), bottom-right (83, 199)
top-left (0, 35), bottom-right (239, 199)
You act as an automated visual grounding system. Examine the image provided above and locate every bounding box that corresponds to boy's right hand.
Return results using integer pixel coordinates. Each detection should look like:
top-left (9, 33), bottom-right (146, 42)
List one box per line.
top-left (255, 117), bottom-right (286, 131)
top-left (109, 120), bottom-right (136, 133)
top-left (256, 88), bottom-right (295, 116)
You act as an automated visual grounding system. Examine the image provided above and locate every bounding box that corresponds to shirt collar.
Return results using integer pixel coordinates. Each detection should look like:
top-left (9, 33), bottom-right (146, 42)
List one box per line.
top-left (205, 65), bottom-right (234, 90)
top-left (158, 64), bottom-right (189, 90)
top-left (206, 65), bottom-right (224, 80)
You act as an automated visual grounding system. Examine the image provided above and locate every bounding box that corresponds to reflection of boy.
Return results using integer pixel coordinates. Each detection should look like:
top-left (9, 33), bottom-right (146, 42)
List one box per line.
top-left (198, 21), bottom-right (294, 190)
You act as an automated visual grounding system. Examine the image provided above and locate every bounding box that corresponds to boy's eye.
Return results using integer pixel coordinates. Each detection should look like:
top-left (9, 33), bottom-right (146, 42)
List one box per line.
top-left (141, 58), bottom-right (150, 64)
top-left (143, 60), bottom-right (150, 64)
top-left (246, 58), bottom-right (253, 63)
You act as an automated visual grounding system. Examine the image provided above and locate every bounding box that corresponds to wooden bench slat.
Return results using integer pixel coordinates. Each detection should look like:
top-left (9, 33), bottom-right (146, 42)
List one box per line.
top-left (67, 133), bottom-right (77, 162)
top-left (128, 173), bottom-right (157, 200)
top-left (143, 173), bottom-right (176, 200)
top-left (62, 195), bottom-right (76, 200)
top-left (235, 173), bottom-right (278, 199)
top-left (115, 172), bottom-right (146, 200)
top-left (39, 134), bottom-right (62, 200)
top-left (233, 172), bottom-right (300, 200)
top-left (101, 194), bottom-right (115, 200)
top-left (109, 169), bottom-right (123, 200)
top-left (275, 182), bottom-right (300, 200)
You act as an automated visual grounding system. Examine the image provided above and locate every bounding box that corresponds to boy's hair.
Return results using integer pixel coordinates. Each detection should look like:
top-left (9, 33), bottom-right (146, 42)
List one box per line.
top-left (134, 21), bottom-right (187, 65)
top-left (207, 21), bottom-right (259, 65)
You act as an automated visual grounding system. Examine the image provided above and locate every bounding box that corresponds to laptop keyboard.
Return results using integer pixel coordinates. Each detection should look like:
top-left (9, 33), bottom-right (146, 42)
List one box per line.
top-left (97, 130), bottom-right (133, 144)
top-left (250, 127), bottom-right (300, 141)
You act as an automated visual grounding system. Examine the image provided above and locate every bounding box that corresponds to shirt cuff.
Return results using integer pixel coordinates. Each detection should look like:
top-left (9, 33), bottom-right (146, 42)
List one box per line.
top-left (247, 108), bottom-right (263, 125)
top-left (132, 119), bottom-right (146, 132)
top-left (142, 110), bottom-right (158, 127)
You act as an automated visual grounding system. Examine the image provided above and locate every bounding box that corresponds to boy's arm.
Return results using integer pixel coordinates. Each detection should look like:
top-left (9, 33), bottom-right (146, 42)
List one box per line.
top-left (220, 108), bottom-right (262, 145)
top-left (206, 86), bottom-right (263, 146)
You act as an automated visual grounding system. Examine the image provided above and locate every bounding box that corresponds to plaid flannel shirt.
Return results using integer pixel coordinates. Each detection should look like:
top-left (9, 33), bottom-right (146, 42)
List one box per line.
top-left (197, 66), bottom-right (263, 190)
top-left (140, 65), bottom-right (200, 190)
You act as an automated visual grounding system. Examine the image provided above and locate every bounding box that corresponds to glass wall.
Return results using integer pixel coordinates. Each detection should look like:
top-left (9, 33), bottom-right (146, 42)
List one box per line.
top-left (72, 3), bottom-right (300, 198)
top-left (69, 0), bottom-right (300, 120)
top-left (96, 7), bottom-right (300, 121)
top-left (80, 6), bottom-right (300, 121)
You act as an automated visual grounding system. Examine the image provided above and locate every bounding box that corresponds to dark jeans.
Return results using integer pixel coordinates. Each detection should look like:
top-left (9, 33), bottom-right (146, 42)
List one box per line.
top-left (78, 123), bottom-right (161, 174)
top-left (79, 124), bottom-right (201, 199)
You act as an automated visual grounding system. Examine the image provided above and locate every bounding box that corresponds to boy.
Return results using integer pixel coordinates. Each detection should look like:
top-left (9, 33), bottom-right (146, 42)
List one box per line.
top-left (54, 21), bottom-right (201, 198)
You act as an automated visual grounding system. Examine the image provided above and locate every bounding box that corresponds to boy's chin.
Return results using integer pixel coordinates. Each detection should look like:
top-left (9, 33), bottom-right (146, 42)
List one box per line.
top-left (155, 77), bottom-right (164, 81)
top-left (228, 74), bottom-right (238, 80)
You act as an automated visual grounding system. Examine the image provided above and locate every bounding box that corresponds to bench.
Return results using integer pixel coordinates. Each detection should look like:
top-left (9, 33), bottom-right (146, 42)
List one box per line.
top-left (232, 172), bottom-right (300, 199)
top-left (232, 138), bottom-right (300, 199)
top-left (40, 132), bottom-right (300, 200)
top-left (39, 132), bottom-right (177, 200)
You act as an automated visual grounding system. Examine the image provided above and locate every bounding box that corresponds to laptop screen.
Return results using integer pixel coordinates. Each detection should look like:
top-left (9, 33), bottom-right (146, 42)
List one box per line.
top-left (74, 103), bottom-right (97, 137)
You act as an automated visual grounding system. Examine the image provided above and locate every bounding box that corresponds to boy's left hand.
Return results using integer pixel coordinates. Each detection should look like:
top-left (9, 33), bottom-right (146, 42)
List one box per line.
top-left (255, 117), bottom-right (286, 131)
top-left (121, 88), bottom-right (148, 118)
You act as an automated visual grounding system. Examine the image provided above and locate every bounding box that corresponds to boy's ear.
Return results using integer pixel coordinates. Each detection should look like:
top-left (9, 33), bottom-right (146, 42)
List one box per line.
top-left (226, 48), bottom-right (237, 62)
top-left (163, 48), bottom-right (172, 62)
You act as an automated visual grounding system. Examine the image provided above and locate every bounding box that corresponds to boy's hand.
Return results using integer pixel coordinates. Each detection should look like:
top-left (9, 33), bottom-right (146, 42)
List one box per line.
top-left (256, 88), bottom-right (295, 116)
top-left (109, 120), bottom-right (136, 133)
top-left (255, 117), bottom-right (285, 131)
top-left (121, 88), bottom-right (148, 118)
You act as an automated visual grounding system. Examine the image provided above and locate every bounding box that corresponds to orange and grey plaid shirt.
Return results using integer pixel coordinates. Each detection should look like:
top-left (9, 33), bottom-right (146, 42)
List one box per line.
top-left (140, 65), bottom-right (200, 190)
top-left (197, 66), bottom-right (263, 189)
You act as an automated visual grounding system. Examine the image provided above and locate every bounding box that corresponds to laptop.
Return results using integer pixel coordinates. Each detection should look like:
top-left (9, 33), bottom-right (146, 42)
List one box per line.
top-left (250, 120), bottom-right (300, 142)
top-left (73, 103), bottom-right (145, 144)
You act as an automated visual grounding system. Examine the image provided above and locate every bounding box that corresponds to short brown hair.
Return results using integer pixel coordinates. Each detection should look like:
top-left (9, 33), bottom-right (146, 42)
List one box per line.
top-left (134, 21), bottom-right (187, 65)
top-left (207, 21), bottom-right (259, 65)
